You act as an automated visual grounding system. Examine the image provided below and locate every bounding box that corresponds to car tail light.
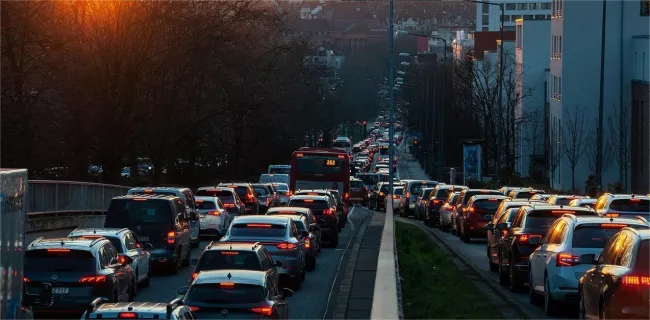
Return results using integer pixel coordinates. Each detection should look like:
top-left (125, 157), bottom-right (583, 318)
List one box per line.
top-left (191, 272), bottom-right (198, 280)
top-left (379, 192), bottom-right (384, 196)
top-left (224, 203), bottom-right (235, 208)
top-left (433, 199), bottom-right (442, 205)
top-left (345, 192), bottom-right (349, 199)
top-left (305, 238), bottom-right (311, 249)
top-left (79, 275), bottom-right (106, 283)
top-left (220, 282), bottom-right (235, 288)
top-left (209, 211), bottom-right (221, 216)
top-left (277, 243), bottom-right (297, 250)
top-left (167, 231), bottom-right (176, 244)
top-left (622, 275), bottom-right (650, 286)
top-left (288, 191), bottom-right (293, 196)
top-left (118, 312), bottom-right (138, 319)
top-left (323, 209), bottom-right (333, 215)
top-left (247, 193), bottom-right (255, 201)
top-left (266, 197), bottom-right (271, 205)
top-left (406, 192), bottom-right (410, 198)
top-left (517, 234), bottom-right (542, 244)
top-left (23, 277), bottom-right (30, 283)
top-left (392, 194), bottom-right (399, 199)
top-left (251, 307), bottom-right (273, 316)
top-left (467, 207), bottom-right (475, 213)
top-left (556, 252), bottom-right (580, 267)
top-left (188, 306), bottom-right (201, 312)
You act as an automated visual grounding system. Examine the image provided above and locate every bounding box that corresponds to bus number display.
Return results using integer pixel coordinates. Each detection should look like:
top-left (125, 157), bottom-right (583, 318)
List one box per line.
top-left (325, 159), bottom-right (337, 166)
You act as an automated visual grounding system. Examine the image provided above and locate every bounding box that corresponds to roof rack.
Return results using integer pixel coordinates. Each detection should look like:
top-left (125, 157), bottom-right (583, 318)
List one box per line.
top-left (29, 237), bottom-right (45, 247)
top-left (85, 297), bottom-right (109, 319)
top-left (166, 298), bottom-right (184, 319)
top-left (635, 215), bottom-right (650, 225)
top-left (562, 213), bottom-right (577, 222)
top-left (252, 242), bottom-right (261, 250)
top-left (206, 241), bottom-right (215, 250)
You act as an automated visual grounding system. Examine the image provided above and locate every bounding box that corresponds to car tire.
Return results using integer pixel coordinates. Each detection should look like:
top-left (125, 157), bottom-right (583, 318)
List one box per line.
top-left (191, 236), bottom-right (199, 248)
top-left (544, 276), bottom-right (557, 316)
top-left (509, 261), bottom-right (522, 292)
top-left (142, 262), bottom-right (151, 288)
top-left (181, 246), bottom-right (191, 267)
top-left (170, 256), bottom-right (181, 275)
top-left (291, 275), bottom-right (301, 291)
top-left (529, 270), bottom-right (542, 305)
top-left (300, 266), bottom-right (306, 281)
top-left (578, 290), bottom-right (586, 319)
top-left (498, 254), bottom-right (508, 285)
top-left (330, 233), bottom-right (339, 248)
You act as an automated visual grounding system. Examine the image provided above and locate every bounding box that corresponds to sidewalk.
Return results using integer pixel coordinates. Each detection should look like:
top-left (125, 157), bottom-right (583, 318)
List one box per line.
top-left (398, 156), bottom-right (431, 181)
top-left (333, 210), bottom-right (385, 319)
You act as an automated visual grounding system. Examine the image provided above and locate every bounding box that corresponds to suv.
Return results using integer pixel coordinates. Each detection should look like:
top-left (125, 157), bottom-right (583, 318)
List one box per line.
top-left (189, 242), bottom-right (281, 286)
top-left (458, 195), bottom-right (508, 243)
top-left (528, 215), bottom-right (649, 315)
top-left (178, 270), bottom-right (292, 319)
top-left (127, 187), bottom-right (200, 248)
top-left (579, 228), bottom-right (650, 319)
top-left (217, 183), bottom-right (260, 214)
top-left (424, 185), bottom-right (467, 227)
top-left (68, 228), bottom-right (153, 288)
top-left (547, 195), bottom-right (589, 206)
top-left (506, 188), bottom-right (545, 199)
top-left (104, 194), bottom-right (192, 274)
top-left (24, 237), bottom-right (136, 315)
top-left (82, 298), bottom-right (193, 319)
top-left (349, 178), bottom-right (369, 205)
top-left (288, 195), bottom-right (339, 248)
top-left (402, 180), bottom-right (441, 217)
top-left (195, 187), bottom-right (246, 217)
top-left (251, 184), bottom-right (280, 213)
top-left (594, 193), bottom-right (650, 219)
top-left (220, 215), bottom-right (308, 290)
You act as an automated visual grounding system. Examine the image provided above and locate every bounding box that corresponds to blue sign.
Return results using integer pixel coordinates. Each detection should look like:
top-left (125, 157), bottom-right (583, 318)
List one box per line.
top-left (463, 145), bottom-right (482, 184)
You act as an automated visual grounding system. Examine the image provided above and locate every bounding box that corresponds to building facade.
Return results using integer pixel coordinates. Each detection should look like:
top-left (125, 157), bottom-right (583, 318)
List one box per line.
top-left (550, 0), bottom-right (649, 192)
top-left (631, 35), bottom-right (649, 193)
top-left (476, 0), bottom-right (551, 32)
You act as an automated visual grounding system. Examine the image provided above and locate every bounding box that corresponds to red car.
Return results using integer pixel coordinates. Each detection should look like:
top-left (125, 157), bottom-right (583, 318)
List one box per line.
top-left (350, 178), bottom-right (369, 205)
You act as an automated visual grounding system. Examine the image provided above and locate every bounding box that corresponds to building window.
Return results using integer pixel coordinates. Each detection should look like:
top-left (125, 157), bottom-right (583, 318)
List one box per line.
top-left (535, 14), bottom-right (546, 19)
top-left (558, 0), bottom-right (563, 16)
top-left (552, 35), bottom-right (555, 59)
top-left (530, 3), bottom-right (539, 10)
top-left (524, 15), bottom-right (534, 19)
top-left (558, 35), bottom-right (562, 59)
top-left (642, 0), bottom-right (650, 16)
top-left (518, 3), bottom-right (528, 10)
top-left (542, 2), bottom-right (551, 10)
top-left (483, 3), bottom-right (490, 13)
top-left (483, 14), bottom-right (489, 25)
top-left (558, 77), bottom-right (562, 100)
top-left (506, 3), bottom-right (516, 10)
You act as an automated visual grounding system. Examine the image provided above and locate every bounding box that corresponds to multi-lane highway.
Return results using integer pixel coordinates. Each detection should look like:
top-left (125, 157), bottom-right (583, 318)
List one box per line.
top-left (26, 207), bottom-right (372, 319)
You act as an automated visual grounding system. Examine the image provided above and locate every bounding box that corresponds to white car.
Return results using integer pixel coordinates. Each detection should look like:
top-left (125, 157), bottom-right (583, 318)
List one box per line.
top-left (195, 196), bottom-right (231, 238)
top-left (68, 228), bottom-right (152, 287)
top-left (384, 186), bottom-right (404, 211)
top-left (528, 215), bottom-right (650, 315)
top-left (273, 183), bottom-right (291, 204)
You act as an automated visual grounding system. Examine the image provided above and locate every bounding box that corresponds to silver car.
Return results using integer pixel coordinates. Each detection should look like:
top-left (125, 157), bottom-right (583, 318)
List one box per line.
top-left (384, 186), bottom-right (404, 210)
top-left (220, 215), bottom-right (307, 290)
top-left (439, 192), bottom-right (461, 232)
top-left (195, 196), bottom-right (231, 238)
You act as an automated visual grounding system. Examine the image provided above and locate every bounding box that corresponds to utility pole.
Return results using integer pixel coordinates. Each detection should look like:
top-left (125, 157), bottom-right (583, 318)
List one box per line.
top-left (388, 0), bottom-right (395, 195)
top-left (596, 0), bottom-right (607, 194)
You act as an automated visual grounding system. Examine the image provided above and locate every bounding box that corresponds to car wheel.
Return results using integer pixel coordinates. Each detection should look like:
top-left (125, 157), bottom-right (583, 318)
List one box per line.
top-left (509, 261), bottom-right (521, 292)
top-left (300, 266), bottom-right (306, 281)
top-left (544, 275), bottom-right (557, 316)
top-left (291, 275), bottom-right (302, 291)
top-left (529, 270), bottom-right (541, 305)
top-left (181, 246), bottom-right (191, 266)
top-left (488, 248), bottom-right (498, 272)
top-left (330, 233), bottom-right (339, 248)
top-left (497, 253), bottom-right (508, 285)
top-left (191, 235), bottom-right (199, 248)
top-left (578, 290), bottom-right (586, 319)
top-left (142, 262), bottom-right (151, 288)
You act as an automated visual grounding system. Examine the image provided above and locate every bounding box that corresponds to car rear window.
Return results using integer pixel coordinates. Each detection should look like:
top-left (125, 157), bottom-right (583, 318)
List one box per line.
top-left (106, 237), bottom-right (124, 253)
top-left (409, 182), bottom-right (437, 195)
top-left (196, 190), bottom-right (235, 203)
top-left (288, 199), bottom-right (329, 210)
top-left (435, 189), bottom-right (451, 199)
top-left (394, 188), bottom-right (404, 195)
top-left (232, 187), bottom-right (248, 198)
top-left (274, 184), bottom-right (289, 191)
top-left (196, 251), bottom-right (261, 271)
top-left (25, 249), bottom-right (96, 272)
top-left (515, 191), bottom-right (537, 199)
top-left (421, 189), bottom-right (434, 198)
top-left (379, 184), bottom-right (390, 193)
top-left (462, 191), bottom-right (501, 205)
top-left (330, 192), bottom-right (342, 202)
top-left (196, 200), bottom-right (217, 210)
top-left (186, 283), bottom-right (264, 304)
top-left (572, 224), bottom-right (649, 248)
top-left (105, 199), bottom-right (171, 225)
top-left (351, 180), bottom-right (365, 188)
top-left (230, 223), bottom-right (286, 238)
top-left (473, 199), bottom-right (504, 211)
top-left (635, 240), bottom-right (649, 272)
top-left (130, 190), bottom-right (177, 197)
top-left (524, 209), bottom-right (594, 229)
top-left (293, 219), bottom-right (307, 231)
top-left (253, 186), bottom-right (269, 196)
top-left (609, 199), bottom-right (650, 213)
top-left (554, 197), bottom-right (578, 206)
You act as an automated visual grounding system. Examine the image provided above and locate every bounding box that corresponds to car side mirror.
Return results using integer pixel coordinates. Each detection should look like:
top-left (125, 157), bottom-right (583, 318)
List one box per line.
top-left (485, 223), bottom-right (494, 231)
top-left (143, 243), bottom-right (153, 250)
top-left (275, 260), bottom-right (283, 267)
top-left (528, 237), bottom-right (541, 246)
top-left (300, 231), bottom-right (310, 238)
top-left (177, 286), bottom-right (189, 296)
top-left (579, 253), bottom-right (597, 265)
top-left (281, 288), bottom-right (294, 298)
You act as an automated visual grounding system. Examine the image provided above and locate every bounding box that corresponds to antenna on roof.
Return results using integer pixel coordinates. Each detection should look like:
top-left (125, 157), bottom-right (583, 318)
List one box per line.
top-left (230, 243), bottom-right (232, 250)
top-left (60, 241), bottom-right (65, 247)
top-left (227, 273), bottom-right (232, 280)
top-left (610, 216), bottom-right (614, 223)
top-left (93, 229), bottom-right (96, 234)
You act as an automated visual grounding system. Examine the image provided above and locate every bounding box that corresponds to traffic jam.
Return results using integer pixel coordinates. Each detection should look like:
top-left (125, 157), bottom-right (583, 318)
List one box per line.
top-left (391, 139), bottom-right (650, 318)
top-left (21, 128), bottom-right (395, 319)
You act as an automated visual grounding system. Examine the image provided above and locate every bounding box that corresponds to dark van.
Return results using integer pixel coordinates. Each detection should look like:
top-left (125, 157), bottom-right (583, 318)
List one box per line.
top-left (104, 194), bottom-right (191, 274)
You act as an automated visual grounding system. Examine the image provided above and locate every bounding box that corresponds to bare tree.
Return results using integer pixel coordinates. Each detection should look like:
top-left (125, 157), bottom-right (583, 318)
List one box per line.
top-left (547, 123), bottom-right (563, 187)
top-left (562, 105), bottom-right (588, 192)
top-left (585, 126), bottom-right (613, 178)
top-left (607, 102), bottom-right (632, 190)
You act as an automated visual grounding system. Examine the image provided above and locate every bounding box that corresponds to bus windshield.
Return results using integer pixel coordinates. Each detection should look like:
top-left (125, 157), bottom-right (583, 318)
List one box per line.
top-left (333, 140), bottom-right (351, 148)
top-left (295, 156), bottom-right (344, 174)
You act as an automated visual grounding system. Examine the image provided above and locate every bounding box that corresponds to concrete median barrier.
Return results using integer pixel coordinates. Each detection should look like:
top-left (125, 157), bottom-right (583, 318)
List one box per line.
top-left (26, 212), bottom-right (106, 233)
top-left (370, 199), bottom-right (402, 320)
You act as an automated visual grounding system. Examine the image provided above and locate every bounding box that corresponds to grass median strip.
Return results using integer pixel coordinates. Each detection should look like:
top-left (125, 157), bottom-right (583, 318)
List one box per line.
top-left (396, 222), bottom-right (504, 319)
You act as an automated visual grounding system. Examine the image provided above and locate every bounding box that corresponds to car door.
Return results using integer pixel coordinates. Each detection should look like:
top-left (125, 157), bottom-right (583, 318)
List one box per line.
top-left (105, 244), bottom-right (128, 300)
top-left (124, 232), bottom-right (146, 281)
top-left (490, 210), bottom-right (511, 264)
top-left (532, 220), bottom-right (561, 290)
top-left (174, 201), bottom-right (190, 256)
top-left (184, 190), bottom-right (200, 241)
top-left (263, 250), bottom-right (279, 284)
top-left (583, 233), bottom-right (623, 317)
top-left (216, 198), bottom-right (229, 231)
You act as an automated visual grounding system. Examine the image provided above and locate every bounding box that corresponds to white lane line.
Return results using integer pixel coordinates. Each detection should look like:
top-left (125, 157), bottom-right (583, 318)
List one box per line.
top-left (347, 205), bottom-right (356, 231)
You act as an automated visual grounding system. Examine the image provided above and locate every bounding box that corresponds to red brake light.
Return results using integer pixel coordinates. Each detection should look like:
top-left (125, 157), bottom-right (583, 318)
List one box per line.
top-left (23, 277), bottom-right (30, 283)
top-left (406, 192), bottom-right (410, 198)
top-left (323, 209), bottom-right (332, 215)
top-left (224, 203), bottom-right (235, 208)
top-left (304, 199), bottom-right (314, 203)
top-left (379, 192), bottom-right (384, 196)
top-left (191, 272), bottom-right (198, 280)
top-left (47, 249), bottom-right (70, 252)
top-left (600, 223), bottom-right (628, 228)
top-left (251, 307), bottom-right (273, 316)
top-left (517, 234), bottom-right (542, 244)
top-left (118, 312), bottom-right (138, 319)
top-left (209, 211), bottom-right (221, 216)
top-left (220, 282), bottom-right (235, 288)
top-left (277, 243), bottom-right (297, 250)
top-left (305, 238), bottom-right (311, 249)
top-left (433, 200), bottom-right (441, 204)
top-left (79, 275), bottom-right (106, 283)
top-left (556, 252), bottom-right (580, 267)
top-left (133, 198), bottom-right (148, 201)
top-left (296, 153), bottom-right (304, 157)
top-left (468, 207), bottom-right (475, 213)
top-left (622, 275), bottom-right (650, 286)
top-left (189, 306), bottom-right (201, 312)
top-left (605, 213), bottom-right (620, 218)
top-left (221, 251), bottom-right (239, 255)
top-left (552, 210), bottom-right (575, 214)
top-left (167, 231), bottom-right (176, 244)
top-left (630, 198), bottom-right (641, 202)
top-left (345, 192), bottom-right (349, 199)
top-left (337, 155), bottom-right (345, 159)
top-left (247, 224), bottom-right (272, 228)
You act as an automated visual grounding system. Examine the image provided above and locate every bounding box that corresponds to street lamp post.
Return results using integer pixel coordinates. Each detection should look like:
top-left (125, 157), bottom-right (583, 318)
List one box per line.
top-left (388, 0), bottom-right (395, 195)
top-left (465, 0), bottom-right (505, 184)
top-left (397, 31), bottom-right (448, 181)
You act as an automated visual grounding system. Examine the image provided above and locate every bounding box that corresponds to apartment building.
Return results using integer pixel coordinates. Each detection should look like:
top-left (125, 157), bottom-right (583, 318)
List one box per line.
top-left (476, 0), bottom-right (551, 32)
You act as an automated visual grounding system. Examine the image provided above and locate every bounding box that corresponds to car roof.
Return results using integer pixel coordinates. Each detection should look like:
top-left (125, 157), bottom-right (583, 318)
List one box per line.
top-left (28, 237), bottom-right (106, 251)
top-left (205, 242), bottom-right (262, 251)
top-left (232, 215), bottom-right (292, 225)
top-left (218, 183), bottom-right (251, 187)
top-left (128, 187), bottom-right (190, 192)
top-left (290, 195), bottom-right (330, 201)
top-left (464, 189), bottom-right (501, 193)
top-left (470, 195), bottom-right (508, 200)
top-left (267, 207), bottom-right (311, 213)
top-left (113, 194), bottom-right (180, 201)
top-left (571, 216), bottom-right (649, 227)
top-left (69, 228), bottom-right (130, 237)
top-left (197, 186), bottom-right (236, 192)
top-left (525, 204), bottom-right (596, 213)
top-left (624, 228), bottom-right (650, 240)
top-left (295, 189), bottom-right (331, 194)
top-left (269, 215), bottom-right (306, 223)
top-left (90, 301), bottom-right (181, 316)
top-left (193, 270), bottom-right (266, 286)
top-left (437, 185), bottom-right (468, 190)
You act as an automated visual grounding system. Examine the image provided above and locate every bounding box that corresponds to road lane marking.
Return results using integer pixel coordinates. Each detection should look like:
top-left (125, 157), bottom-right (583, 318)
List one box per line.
top-left (348, 205), bottom-right (356, 231)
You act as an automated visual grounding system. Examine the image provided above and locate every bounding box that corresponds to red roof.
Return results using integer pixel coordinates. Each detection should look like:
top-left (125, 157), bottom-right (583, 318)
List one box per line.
top-left (473, 31), bottom-right (516, 59)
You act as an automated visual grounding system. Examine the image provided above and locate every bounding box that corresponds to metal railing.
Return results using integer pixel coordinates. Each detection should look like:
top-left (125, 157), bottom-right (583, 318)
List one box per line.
top-left (28, 180), bottom-right (131, 215)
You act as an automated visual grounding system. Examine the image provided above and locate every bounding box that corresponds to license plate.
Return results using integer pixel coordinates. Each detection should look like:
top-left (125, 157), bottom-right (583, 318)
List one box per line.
top-left (53, 287), bottom-right (69, 295)
top-left (139, 236), bottom-right (149, 242)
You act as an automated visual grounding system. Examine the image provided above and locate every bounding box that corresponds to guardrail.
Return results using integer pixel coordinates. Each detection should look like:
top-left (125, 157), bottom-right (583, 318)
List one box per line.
top-left (28, 180), bottom-right (130, 215)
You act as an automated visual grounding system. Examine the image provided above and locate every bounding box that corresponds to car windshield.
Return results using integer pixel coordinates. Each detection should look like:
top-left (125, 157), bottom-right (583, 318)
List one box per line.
top-left (462, 191), bottom-right (501, 205)
top-left (435, 189), bottom-right (451, 199)
top-left (253, 186), bottom-right (269, 196)
top-left (572, 224), bottom-right (649, 248)
top-left (409, 182), bottom-right (437, 196)
top-left (524, 209), bottom-right (592, 229)
top-left (25, 249), bottom-right (96, 272)
top-left (105, 199), bottom-right (171, 225)
top-left (554, 197), bottom-right (578, 206)
top-left (288, 199), bottom-right (329, 210)
top-left (609, 199), bottom-right (650, 213)
top-left (293, 219), bottom-right (307, 231)
top-left (197, 200), bottom-right (217, 210)
top-left (514, 191), bottom-right (537, 199)
top-left (186, 283), bottom-right (265, 304)
top-left (351, 180), bottom-right (365, 188)
top-left (196, 251), bottom-right (261, 271)
top-left (358, 175), bottom-right (379, 186)
top-left (379, 184), bottom-right (390, 193)
top-left (230, 223), bottom-right (286, 237)
top-left (473, 199), bottom-right (503, 211)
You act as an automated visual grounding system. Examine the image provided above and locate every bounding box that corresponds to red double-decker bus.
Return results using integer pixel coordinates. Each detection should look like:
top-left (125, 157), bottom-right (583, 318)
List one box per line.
top-left (290, 147), bottom-right (350, 213)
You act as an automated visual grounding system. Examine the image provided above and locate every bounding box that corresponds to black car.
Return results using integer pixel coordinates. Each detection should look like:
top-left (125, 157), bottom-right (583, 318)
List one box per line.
top-left (424, 185), bottom-right (467, 227)
top-left (195, 187), bottom-right (246, 217)
top-left (252, 184), bottom-right (279, 214)
top-left (104, 194), bottom-right (192, 274)
top-left (492, 204), bottom-right (598, 291)
top-left (217, 183), bottom-right (259, 214)
top-left (24, 237), bottom-right (135, 316)
top-left (189, 242), bottom-right (281, 285)
top-left (288, 195), bottom-right (339, 248)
